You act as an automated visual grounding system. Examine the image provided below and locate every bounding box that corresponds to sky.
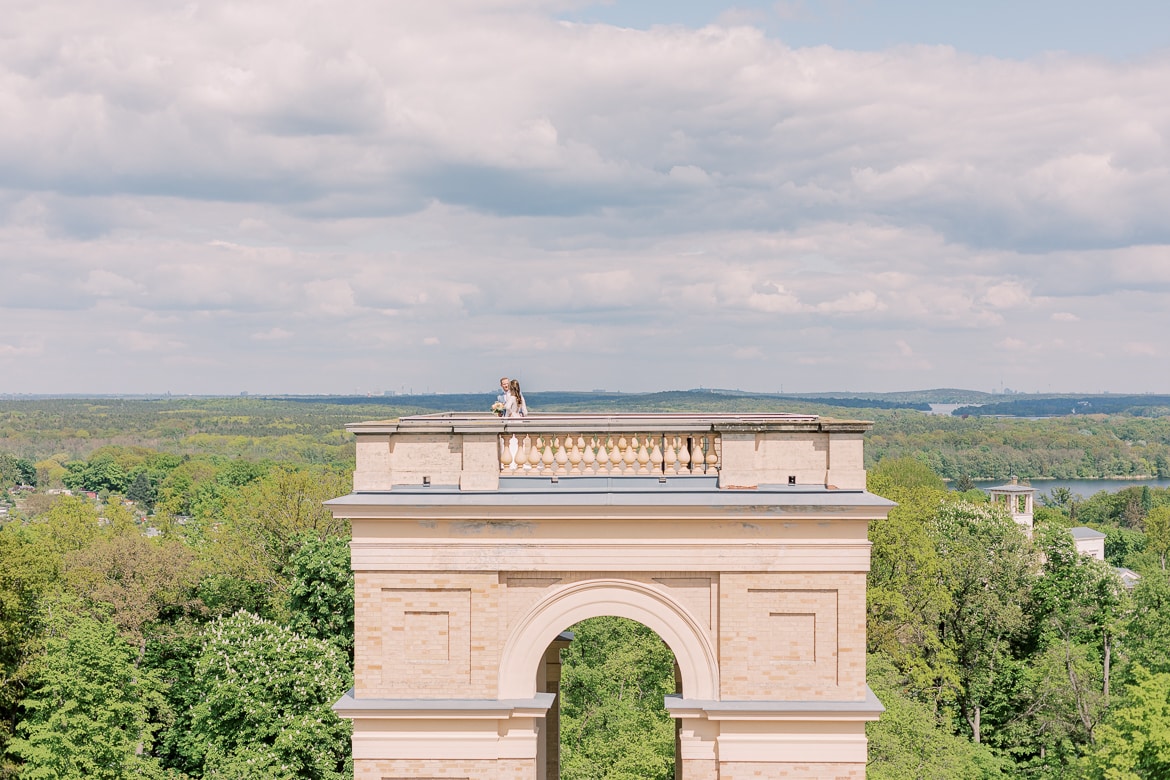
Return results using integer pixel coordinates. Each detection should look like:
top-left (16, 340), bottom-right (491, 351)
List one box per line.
top-left (2, 0), bottom-right (1169, 395)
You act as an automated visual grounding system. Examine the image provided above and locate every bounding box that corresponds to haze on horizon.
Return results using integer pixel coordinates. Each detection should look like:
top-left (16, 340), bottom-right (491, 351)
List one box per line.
top-left (2, 0), bottom-right (1169, 396)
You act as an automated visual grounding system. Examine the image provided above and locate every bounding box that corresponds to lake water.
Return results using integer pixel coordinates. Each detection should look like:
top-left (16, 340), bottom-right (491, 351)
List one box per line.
top-left (973, 478), bottom-right (1170, 499)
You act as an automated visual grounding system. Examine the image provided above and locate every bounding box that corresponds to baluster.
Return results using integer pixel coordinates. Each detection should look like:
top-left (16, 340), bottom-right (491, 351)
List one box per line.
top-left (664, 436), bottom-right (678, 475)
top-left (499, 435), bottom-right (514, 472)
top-left (527, 436), bottom-right (542, 472)
top-left (595, 436), bottom-right (610, 475)
top-left (583, 436), bottom-right (598, 475)
top-left (618, 435), bottom-right (634, 474)
top-left (568, 435), bottom-right (583, 475)
top-left (650, 436), bottom-right (663, 474)
top-left (520, 435), bottom-right (532, 471)
top-left (690, 436), bottom-right (704, 474)
top-left (636, 435), bottom-right (650, 474)
top-left (678, 436), bottom-right (692, 475)
top-left (706, 435), bottom-right (719, 473)
top-left (608, 436), bottom-right (623, 475)
top-left (541, 436), bottom-right (555, 475)
top-left (555, 436), bottom-right (569, 475)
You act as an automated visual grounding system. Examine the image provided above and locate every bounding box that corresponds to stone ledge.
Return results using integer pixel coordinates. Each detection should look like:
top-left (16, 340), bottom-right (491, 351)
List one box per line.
top-left (665, 687), bottom-right (885, 721)
top-left (333, 690), bottom-right (555, 720)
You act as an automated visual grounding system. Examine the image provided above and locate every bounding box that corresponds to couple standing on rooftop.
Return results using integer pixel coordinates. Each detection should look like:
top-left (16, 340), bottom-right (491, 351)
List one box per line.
top-left (498, 377), bottom-right (528, 417)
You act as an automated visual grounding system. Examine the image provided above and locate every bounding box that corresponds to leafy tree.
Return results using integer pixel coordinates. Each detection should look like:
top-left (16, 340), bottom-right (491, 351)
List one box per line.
top-left (867, 459), bottom-right (954, 709)
top-left (953, 473), bottom-right (976, 492)
top-left (559, 617), bottom-right (676, 780)
top-left (1146, 505), bottom-right (1170, 571)
top-left (126, 470), bottom-right (158, 510)
top-left (1103, 526), bottom-right (1146, 569)
top-left (1026, 528), bottom-right (1126, 749)
top-left (0, 525), bottom-right (54, 775)
top-left (1123, 571), bottom-right (1170, 679)
top-left (1042, 487), bottom-right (1074, 511)
top-left (870, 457), bottom-right (948, 495)
top-left (8, 610), bottom-right (163, 779)
top-left (176, 611), bottom-right (351, 780)
top-left (64, 533), bottom-right (199, 646)
top-left (1082, 667), bottom-right (1170, 779)
top-left (0, 454), bottom-right (35, 489)
top-left (1032, 504), bottom-right (1070, 532)
top-left (30, 495), bottom-right (101, 566)
top-left (63, 453), bottom-right (131, 494)
top-left (867, 653), bottom-right (1008, 779)
top-left (206, 467), bottom-right (351, 617)
top-left (285, 534), bottom-right (354, 659)
top-left (933, 501), bottom-right (1036, 744)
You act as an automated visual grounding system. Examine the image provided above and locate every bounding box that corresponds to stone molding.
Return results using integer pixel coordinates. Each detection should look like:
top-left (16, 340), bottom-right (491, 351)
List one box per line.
top-left (349, 540), bottom-right (872, 572)
top-left (498, 578), bottom-right (720, 700)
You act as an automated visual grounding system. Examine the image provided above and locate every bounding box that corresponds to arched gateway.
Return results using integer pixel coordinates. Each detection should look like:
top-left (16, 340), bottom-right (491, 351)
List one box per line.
top-left (327, 413), bottom-right (891, 780)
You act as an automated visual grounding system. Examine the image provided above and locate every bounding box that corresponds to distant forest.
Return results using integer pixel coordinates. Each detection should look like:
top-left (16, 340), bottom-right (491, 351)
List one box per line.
top-left (3, 391), bottom-right (1169, 483)
top-left (956, 394), bottom-right (1170, 418)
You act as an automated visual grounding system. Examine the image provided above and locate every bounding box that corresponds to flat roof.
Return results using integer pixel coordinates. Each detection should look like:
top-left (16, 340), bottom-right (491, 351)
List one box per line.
top-left (1070, 526), bottom-right (1106, 540)
top-left (347, 412), bottom-right (872, 435)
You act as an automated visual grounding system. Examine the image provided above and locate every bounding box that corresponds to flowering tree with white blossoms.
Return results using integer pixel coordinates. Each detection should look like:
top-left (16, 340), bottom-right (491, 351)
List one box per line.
top-left (180, 611), bottom-right (351, 780)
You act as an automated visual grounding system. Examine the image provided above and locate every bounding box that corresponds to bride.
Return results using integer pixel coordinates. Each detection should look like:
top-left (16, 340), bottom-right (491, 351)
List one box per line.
top-left (504, 379), bottom-right (528, 417)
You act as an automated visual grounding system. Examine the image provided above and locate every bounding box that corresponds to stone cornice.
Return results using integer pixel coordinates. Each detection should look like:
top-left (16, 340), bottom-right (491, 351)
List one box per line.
top-left (347, 412), bottom-right (872, 436)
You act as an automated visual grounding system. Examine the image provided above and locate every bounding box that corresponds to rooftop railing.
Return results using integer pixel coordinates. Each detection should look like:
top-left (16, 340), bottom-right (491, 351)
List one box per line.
top-left (499, 432), bottom-right (719, 476)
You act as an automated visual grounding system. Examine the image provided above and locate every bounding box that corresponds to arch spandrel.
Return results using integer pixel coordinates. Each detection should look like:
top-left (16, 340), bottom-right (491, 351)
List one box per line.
top-left (499, 578), bottom-right (719, 700)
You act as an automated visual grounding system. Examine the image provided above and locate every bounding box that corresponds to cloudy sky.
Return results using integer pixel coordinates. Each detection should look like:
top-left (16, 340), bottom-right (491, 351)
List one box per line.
top-left (3, 0), bottom-right (1169, 395)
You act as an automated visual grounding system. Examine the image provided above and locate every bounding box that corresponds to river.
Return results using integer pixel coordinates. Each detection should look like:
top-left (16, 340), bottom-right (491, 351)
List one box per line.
top-left (973, 478), bottom-right (1170, 499)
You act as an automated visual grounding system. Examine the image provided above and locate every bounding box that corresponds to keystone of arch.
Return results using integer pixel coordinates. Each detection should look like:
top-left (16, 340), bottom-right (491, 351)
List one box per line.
top-left (498, 578), bottom-right (720, 700)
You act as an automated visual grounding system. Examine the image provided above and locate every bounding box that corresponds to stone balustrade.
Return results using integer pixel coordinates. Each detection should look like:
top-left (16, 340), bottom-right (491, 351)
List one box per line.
top-left (348, 412), bottom-right (872, 492)
top-left (499, 432), bottom-right (719, 476)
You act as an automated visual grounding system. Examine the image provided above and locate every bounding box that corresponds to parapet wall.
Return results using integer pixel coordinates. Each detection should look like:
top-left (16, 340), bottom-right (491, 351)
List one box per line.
top-left (349, 413), bottom-right (871, 492)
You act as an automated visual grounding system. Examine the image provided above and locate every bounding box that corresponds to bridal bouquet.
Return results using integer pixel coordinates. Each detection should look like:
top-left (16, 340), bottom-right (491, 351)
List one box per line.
top-left (491, 401), bottom-right (506, 416)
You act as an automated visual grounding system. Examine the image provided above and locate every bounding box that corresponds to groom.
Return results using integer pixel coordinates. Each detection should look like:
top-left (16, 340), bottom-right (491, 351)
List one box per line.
top-left (497, 377), bottom-right (510, 405)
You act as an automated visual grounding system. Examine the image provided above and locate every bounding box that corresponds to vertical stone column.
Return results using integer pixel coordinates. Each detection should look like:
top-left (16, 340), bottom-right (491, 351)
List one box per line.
top-left (538, 635), bottom-right (571, 780)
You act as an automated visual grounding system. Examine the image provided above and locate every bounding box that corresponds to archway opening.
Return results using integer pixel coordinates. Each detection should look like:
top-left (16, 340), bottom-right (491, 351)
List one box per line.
top-left (545, 617), bottom-right (679, 780)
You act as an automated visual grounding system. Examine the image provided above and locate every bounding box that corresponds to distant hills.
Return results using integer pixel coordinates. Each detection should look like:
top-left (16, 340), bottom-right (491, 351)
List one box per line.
top-left (272, 388), bottom-right (1170, 418)
top-left (6, 389), bottom-right (1169, 419)
top-left (275, 389), bottom-right (933, 413)
top-left (955, 395), bottom-right (1170, 418)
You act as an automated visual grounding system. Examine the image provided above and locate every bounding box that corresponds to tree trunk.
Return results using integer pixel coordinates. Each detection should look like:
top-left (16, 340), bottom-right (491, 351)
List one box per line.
top-left (1103, 634), bottom-right (1111, 706)
top-left (964, 704), bottom-right (982, 744)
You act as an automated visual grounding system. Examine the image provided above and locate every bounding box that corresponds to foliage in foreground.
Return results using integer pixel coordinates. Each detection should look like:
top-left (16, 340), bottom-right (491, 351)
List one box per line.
top-left (559, 617), bottom-right (677, 780)
top-left (8, 611), bottom-right (164, 780)
top-left (175, 612), bottom-right (351, 780)
top-left (867, 653), bottom-right (1007, 779)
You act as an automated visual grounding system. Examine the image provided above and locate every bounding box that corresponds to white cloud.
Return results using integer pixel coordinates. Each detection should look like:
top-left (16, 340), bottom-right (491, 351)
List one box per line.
top-left (252, 327), bottom-right (293, 341)
top-left (1123, 342), bottom-right (1158, 357)
top-left (1, 1), bottom-right (1169, 393)
top-left (982, 281), bottom-right (1032, 310)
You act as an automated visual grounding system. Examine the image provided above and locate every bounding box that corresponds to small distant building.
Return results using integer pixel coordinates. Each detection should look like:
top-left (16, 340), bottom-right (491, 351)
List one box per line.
top-left (986, 476), bottom-right (1035, 536)
top-left (1114, 567), bottom-right (1142, 590)
top-left (1069, 526), bottom-right (1106, 560)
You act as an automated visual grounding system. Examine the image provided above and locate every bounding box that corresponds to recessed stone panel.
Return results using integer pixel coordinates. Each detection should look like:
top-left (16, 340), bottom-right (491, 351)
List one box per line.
top-left (747, 589), bottom-right (838, 687)
top-left (382, 588), bottom-right (471, 688)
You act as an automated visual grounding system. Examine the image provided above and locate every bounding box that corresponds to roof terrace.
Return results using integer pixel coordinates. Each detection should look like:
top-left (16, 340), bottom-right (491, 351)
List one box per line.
top-left (347, 412), bottom-right (873, 494)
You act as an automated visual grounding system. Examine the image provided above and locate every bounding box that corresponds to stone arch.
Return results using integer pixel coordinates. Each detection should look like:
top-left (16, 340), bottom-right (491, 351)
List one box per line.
top-left (499, 578), bottom-right (719, 700)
